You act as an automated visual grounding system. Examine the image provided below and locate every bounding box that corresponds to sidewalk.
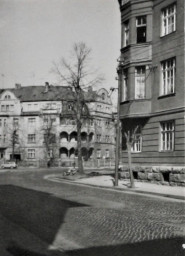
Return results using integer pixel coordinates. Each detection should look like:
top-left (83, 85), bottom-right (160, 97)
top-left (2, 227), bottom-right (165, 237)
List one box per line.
top-left (48, 174), bottom-right (185, 201)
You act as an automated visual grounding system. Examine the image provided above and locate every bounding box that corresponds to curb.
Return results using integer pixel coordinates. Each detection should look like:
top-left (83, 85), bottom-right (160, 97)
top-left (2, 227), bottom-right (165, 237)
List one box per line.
top-left (44, 175), bottom-right (185, 201)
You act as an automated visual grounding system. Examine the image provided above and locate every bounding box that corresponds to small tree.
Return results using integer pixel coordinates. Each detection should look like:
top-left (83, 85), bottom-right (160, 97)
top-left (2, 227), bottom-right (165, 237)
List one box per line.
top-left (123, 125), bottom-right (139, 188)
top-left (10, 128), bottom-right (19, 161)
top-left (52, 42), bottom-right (103, 173)
top-left (42, 115), bottom-right (58, 167)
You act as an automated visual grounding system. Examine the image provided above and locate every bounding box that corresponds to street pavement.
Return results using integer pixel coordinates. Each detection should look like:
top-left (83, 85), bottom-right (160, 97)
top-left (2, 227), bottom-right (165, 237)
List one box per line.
top-left (0, 168), bottom-right (184, 256)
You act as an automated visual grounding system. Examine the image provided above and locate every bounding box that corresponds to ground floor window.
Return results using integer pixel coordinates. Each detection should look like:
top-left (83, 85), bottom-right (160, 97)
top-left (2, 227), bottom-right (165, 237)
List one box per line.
top-left (27, 149), bottom-right (35, 159)
top-left (160, 121), bottom-right (174, 151)
top-left (96, 149), bottom-right (101, 158)
top-left (131, 126), bottom-right (142, 152)
top-left (105, 149), bottom-right (110, 158)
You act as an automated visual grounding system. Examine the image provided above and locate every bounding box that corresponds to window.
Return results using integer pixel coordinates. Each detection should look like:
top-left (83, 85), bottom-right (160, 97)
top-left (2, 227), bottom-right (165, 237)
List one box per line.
top-left (43, 117), bottom-right (48, 124)
top-left (96, 119), bottom-right (101, 127)
top-left (27, 149), bottom-right (35, 159)
top-left (68, 104), bottom-right (72, 110)
top-left (13, 118), bottom-right (19, 127)
top-left (96, 134), bottom-right (101, 142)
top-left (131, 126), bottom-right (142, 152)
top-left (90, 119), bottom-right (93, 126)
top-left (28, 104), bottom-right (32, 110)
top-left (105, 121), bottom-right (110, 128)
top-left (102, 93), bottom-right (105, 100)
top-left (135, 66), bottom-right (146, 99)
top-left (3, 134), bottom-right (6, 143)
top-left (96, 149), bottom-right (101, 158)
top-left (5, 95), bottom-right (11, 99)
top-left (105, 135), bottom-right (110, 143)
top-left (136, 16), bottom-right (146, 43)
top-left (161, 4), bottom-right (176, 36)
top-left (28, 118), bottom-right (36, 126)
top-left (28, 134), bottom-right (36, 143)
top-left (6, 105), bottom-right (9, 111)
top-left (105, 149), bottom-right (110, 158)
top-left (160, 121), bottom-right (174, 151)
top-left (34, 104), bottom-right (38, 110)
top-left (4, 119), bottom-right (6, 126)
top-left (161, 58), bottom-right (175, 96)
top-left (44, 133), bottom-right (56, 144)
top-left (0, 119), bottom-right (1, 127)
top-left (121, 69), bottom-right (128, 101)
top-left (48, 149), bottom-right (53, 158)
top-left (1, 105), bottom-right (5, 111)
top-left (123, 21), bottom-right (129, 47)
top-left (51, 117), bottom-right (56, 123)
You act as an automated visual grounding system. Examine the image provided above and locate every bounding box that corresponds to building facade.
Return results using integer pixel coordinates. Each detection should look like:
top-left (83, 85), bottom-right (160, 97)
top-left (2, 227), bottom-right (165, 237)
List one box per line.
top-left (0, 83), bottom-right (115, 167)
top-left (117, 0), bottom-right (185, 185)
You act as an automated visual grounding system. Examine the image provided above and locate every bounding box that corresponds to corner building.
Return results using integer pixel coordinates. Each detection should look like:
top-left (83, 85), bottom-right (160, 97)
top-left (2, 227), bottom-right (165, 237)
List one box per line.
top-left (117, 0), bottom-right (185, 184)
top-left (0, 84), bottom-right (115, 168)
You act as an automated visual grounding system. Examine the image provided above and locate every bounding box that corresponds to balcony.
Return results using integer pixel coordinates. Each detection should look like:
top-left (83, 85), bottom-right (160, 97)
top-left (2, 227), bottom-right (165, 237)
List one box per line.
top-left (120, 99), bottom-right (151, 118)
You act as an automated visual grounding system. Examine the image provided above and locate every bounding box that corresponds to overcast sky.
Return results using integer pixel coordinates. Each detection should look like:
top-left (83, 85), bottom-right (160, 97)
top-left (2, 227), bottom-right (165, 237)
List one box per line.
top-left (0, 0), bottom-right (120, 93)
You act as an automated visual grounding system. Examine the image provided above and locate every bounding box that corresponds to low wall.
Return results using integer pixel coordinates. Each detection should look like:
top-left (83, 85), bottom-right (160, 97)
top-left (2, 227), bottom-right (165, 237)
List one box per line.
top-left (119, 166), bottom-right (185, 187)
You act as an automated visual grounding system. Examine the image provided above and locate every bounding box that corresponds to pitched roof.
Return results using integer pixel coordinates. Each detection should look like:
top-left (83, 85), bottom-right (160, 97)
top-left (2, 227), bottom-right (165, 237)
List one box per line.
top-left (0, 85), bottom-right (75, 102)
top-left (0, 85), bottom-right (108, 103)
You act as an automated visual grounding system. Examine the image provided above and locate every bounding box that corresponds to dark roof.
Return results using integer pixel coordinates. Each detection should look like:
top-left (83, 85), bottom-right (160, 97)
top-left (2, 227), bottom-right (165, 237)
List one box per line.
top-left (0, 85), bottom-right (106, 103)
top-left (0, 85), bottom-right (75, 102)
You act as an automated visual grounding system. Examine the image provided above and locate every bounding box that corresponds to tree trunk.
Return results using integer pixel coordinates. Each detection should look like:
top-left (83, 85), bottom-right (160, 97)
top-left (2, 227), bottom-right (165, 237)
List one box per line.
top-left (76, 87), bottom-right (84, 174)
top-left (77, 120), bottom-right (84, 173)
top-left (127, 142), bottom-right (135, 188)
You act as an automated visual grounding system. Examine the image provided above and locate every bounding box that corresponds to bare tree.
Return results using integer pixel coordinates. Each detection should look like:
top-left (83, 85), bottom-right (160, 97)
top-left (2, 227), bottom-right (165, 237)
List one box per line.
top-left (42, 115), bottom-right (59, 167)
top-left (52, 42), bottom-right (103, 173)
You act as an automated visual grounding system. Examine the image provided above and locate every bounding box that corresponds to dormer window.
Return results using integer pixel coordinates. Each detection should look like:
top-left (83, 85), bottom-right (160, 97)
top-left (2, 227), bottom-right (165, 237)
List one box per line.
top-left (5, 95), bottom-right (11, 100)
top-left (102, 93), bottom-right (105, 100)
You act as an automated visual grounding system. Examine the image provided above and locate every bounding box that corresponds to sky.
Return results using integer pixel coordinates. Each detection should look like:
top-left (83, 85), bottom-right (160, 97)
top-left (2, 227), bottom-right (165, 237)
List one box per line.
top-left (0, 0), bottom-right (121, 95)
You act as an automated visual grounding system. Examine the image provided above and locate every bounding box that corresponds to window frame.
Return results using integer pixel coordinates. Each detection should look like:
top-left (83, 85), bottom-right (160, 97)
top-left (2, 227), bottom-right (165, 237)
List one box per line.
top-left (27, 148), bottom-right (35, 159)
top-left (136, 16), bottom-right (147, 43)
top-left (28, 134), bottom-right (36, 143)
top-left (135, 66), bottom-right (146, 99)
top-left (161, 3), bottom-right (176, 37)
top-left (131, 126), bottom-right (142, 153)
top-left (28, 117), bottom-right (36, 126)
top-left (160, 57), bottom-right (176, 96)
top-left (121, 69), bottom-right (128, 102)
top-left (123, 20), bottom-right (129, 47)
top-left (160, 121), bottom-right (174, 151)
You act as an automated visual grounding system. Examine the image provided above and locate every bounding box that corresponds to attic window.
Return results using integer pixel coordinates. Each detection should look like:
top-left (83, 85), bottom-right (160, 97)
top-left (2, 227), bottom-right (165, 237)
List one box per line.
top-left (5, 95), bottom-right (11, 100)
top-left (102, 93), bottom-right (105, 100)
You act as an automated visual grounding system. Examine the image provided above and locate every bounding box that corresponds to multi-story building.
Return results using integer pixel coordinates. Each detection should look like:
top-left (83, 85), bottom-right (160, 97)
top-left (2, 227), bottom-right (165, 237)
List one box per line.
top-left (117, 0), bottom-right (185, 185)
top-left (0, 83), bottom-right (115, 167)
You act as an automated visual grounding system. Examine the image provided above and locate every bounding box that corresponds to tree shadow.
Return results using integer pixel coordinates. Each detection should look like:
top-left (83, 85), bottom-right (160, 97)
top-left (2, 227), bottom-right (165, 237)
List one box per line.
top-left (0, 185), bottom-right (87, 255)
top-left (65, 236), bottom-right (184, 256)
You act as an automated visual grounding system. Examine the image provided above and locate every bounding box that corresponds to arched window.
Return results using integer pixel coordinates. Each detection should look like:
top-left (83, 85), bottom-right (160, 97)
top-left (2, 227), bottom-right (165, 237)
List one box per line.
top-left (102, 93), bottom-right (105, 100)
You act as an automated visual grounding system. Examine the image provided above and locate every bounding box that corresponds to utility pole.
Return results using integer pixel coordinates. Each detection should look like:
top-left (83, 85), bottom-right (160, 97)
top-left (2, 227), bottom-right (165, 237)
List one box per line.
top-left (111, 60), bottom-right (124, 186)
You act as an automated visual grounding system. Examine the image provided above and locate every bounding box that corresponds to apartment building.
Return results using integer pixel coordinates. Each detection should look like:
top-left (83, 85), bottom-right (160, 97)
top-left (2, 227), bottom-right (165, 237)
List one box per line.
top-left (0, 83), bottom-right (115, 167)
top-left (117, 0), bottom-right (185, 185)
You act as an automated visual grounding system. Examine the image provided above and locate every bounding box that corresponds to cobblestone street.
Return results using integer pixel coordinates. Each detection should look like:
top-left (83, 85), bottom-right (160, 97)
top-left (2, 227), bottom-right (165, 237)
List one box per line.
top-left (0, 169), bottom-right (184, 256)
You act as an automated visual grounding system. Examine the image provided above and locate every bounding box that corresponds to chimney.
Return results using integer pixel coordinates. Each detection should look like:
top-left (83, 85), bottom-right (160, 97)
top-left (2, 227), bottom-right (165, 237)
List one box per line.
top-left (15, 83), bottom-right (21, 89)
top-left (44, 82), bottom-right (49, 93)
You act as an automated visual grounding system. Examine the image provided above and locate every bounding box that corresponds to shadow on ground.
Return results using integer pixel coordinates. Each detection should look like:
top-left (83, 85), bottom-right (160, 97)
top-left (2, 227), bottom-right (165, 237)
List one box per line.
top-left (65, 236), bottom-right (184, 256)
top-left (0, 185), bottom-right (86, 255)
top-left (6, 236), bottom-right (184, 256)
